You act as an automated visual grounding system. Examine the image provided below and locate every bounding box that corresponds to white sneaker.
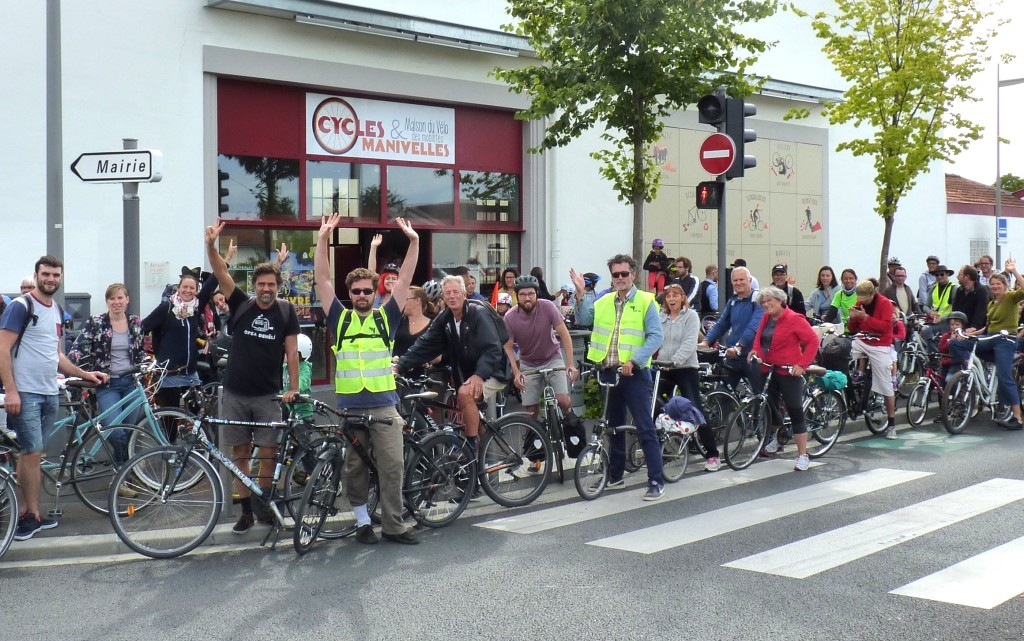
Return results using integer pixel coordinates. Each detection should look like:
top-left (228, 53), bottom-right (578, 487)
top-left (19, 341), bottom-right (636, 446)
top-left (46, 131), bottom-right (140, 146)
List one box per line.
top-left (885, 426), bottom-right (898, 440)
top-left (793, 453), bottom-right (810, 472)
top-left (704, 456), bottom-right (721, 472)
top-left (763, 436), bottom-right (779, 454)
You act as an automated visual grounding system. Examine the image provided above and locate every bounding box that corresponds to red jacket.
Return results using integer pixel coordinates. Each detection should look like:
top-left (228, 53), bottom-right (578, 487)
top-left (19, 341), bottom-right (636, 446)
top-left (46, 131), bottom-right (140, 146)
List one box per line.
top-left (847, 293), bottom-right (895, 347)
top-left (752, 307), bottom-right (820, 370)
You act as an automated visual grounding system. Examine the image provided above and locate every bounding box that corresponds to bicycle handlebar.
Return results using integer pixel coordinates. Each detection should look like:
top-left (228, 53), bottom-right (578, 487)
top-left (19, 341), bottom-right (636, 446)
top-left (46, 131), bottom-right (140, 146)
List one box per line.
top-left (304, 397), bottom-right (394, 426)
top-left (748, 353), bottom-right (797, 374)
top-left (521, 366), bottom-right (568, 377)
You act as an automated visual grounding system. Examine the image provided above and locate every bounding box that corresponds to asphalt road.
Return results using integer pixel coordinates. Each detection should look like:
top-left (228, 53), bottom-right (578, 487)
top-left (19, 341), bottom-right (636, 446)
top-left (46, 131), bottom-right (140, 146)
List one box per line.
top-left (5, 414), bottom-right (1024, 641)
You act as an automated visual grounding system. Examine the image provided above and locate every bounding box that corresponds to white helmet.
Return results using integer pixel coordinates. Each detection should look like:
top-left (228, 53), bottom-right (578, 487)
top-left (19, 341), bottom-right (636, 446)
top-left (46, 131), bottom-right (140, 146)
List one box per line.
top-left (297, 333), bottom-right (313, 360)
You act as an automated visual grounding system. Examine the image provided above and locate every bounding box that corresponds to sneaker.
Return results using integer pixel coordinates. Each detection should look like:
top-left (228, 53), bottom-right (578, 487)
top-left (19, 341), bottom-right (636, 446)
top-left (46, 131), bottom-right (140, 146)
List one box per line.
top-left (704, 456), bottom-right (721, 472)
top-left (381, 530), bottom-right (420, 545)
top-left (892, 375), bottom-right (900, 391)
top-left (793, 453), bottom-right (810, 472)
top-left (851, 372), bottom-right (865, 385)
top-left (605, 477), bottom-right (626, 489)
top-left (998, 417), bottom-right (1024, 431)
top-left (117, 485), bottom-right (139, 499)
top-left (36, 514), bottom-right (58, 531)
top-left (759, 436), bottom-right (779, 458)
top-left (232, 512), bottom-right (254, 534)
top-left (355, 524), bottom-right (379, 545)
top-left (642, 483), bottom-right (665, 501)
top-left (14, 513), bottom-right (42, 541)
top-left (526, 460), bottom-right (544, 476)
top-left (469, 487), bottom-right (484, 502)
top-left (885, 426), bottom-right (898, 440)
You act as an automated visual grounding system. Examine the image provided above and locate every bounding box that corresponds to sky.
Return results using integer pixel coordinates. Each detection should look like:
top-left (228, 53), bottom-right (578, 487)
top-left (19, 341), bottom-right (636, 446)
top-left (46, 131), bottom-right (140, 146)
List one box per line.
top-left (945, 1), bottom-right (1024, 186)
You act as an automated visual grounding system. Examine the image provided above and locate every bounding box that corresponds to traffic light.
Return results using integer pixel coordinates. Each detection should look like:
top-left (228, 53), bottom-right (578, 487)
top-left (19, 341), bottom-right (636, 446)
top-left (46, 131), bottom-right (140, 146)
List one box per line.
top-left (724, 98), bottom-right (757, 179)
top-left (697, 94), bottom-right (728, 129)
top-left (218, 170), bottom-right (230, 214)
top-left (695, 181), bottom-right (724, 209)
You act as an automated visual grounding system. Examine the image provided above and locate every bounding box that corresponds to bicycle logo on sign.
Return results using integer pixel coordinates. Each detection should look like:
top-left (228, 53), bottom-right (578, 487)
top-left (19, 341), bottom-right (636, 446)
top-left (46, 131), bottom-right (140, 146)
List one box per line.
top-left (743, 204), bottom-right (767, 231)
top-left (682, 206), bottom-right (710, 233)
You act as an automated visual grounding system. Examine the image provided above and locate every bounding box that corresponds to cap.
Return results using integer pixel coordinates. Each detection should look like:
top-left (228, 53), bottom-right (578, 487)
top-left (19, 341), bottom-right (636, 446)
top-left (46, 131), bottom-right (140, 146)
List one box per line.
top-left (926, 255), bottom-right (940, 263)
top-left (771, 264), bottom-right (788, 274)
top-left (497, 293), bottom-right (513, 305)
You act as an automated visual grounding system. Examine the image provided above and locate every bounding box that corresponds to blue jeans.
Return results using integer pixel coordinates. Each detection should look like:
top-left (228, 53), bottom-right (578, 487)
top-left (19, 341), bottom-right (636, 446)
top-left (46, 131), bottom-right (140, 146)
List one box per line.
top-left (949, 335), bottom-right (1020, 407)
top-left (96, 375), bottom-right (140, 463)
top-left (602, 367), bottom-right (663, 486)
top-left (9, 392), bottom-right (59, 453)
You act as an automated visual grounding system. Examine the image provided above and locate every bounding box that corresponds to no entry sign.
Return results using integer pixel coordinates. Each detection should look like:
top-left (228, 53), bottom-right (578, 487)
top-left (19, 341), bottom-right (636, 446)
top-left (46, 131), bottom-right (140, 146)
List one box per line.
top-left (698, 133), bottom-right (736, 176)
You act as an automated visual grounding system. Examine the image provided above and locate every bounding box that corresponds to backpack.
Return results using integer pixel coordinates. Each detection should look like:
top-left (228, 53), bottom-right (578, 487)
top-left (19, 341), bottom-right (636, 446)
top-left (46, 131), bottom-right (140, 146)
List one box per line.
top-left (229, 297), bottom-right (293, 336)
top-left (334, 308), bottom-right (392, 353)
top-left (11, 294), bottom-right (65, 358)
top-left (467, 299), bottom-right (510, 345)
top-left (818, 334), bottom-right (853, 372)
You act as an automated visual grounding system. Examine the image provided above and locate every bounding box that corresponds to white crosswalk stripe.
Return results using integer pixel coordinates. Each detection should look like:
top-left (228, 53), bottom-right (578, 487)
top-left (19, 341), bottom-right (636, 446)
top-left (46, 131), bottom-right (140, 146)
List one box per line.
top-left (587, 468), bottom-right (931, 554)
top-left (724, 478), bottom-right (1024, 578)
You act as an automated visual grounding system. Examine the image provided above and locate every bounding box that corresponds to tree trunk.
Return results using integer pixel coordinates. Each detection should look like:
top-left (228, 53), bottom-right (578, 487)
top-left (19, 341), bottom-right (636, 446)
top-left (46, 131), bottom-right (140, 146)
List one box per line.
top-left (632, 124), bottom-right (645, 275)
top-left (879, 215), bottom-right (895, 290)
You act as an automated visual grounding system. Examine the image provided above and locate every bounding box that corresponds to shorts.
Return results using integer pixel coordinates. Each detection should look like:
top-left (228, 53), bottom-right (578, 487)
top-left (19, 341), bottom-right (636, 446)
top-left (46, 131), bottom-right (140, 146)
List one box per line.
top-left (482, 376), bottom-right (506, 402)
top-left (521, 356), bottom-right (570, 406)
top-left (9, 392), bottom-right (59, 453)
top-left (220, 390), bottom-right (285, 448)
top-left (851, 340), bottom-right (895, 397)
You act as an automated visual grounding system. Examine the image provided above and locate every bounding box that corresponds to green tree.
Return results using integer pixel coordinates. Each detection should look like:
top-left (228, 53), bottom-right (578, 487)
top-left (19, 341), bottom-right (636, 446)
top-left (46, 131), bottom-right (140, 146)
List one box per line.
top-left (493, 0), bottom-right (776, 261)
top-left (999, 173), bottom-right (1024, 193)
top-left (787, 0), bottom-right (1009, 287)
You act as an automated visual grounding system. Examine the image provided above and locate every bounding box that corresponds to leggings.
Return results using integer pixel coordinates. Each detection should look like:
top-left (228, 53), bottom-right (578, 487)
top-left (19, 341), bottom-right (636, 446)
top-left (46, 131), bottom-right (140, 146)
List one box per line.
top-left (750, 369), bottom-right (807, 435)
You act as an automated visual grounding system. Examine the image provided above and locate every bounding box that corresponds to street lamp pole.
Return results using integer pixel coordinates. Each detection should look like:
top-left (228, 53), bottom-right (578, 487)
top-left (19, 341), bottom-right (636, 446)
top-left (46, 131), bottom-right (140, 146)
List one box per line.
top-left (995, 64), bottom-right (1024, 266)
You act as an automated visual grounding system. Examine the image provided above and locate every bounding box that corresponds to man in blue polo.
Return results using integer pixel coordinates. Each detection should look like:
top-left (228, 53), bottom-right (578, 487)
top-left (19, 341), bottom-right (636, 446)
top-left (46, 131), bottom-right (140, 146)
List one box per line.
top-left (699, 266), bottom-right (764, 390)
top-left (571, 254), bottom-right (665, 501)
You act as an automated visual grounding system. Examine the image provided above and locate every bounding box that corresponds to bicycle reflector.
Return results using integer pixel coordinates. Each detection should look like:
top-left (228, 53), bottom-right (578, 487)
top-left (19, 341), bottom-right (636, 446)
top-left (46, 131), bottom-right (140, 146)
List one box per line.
top-left (696, 181), bottom-right (724, 210)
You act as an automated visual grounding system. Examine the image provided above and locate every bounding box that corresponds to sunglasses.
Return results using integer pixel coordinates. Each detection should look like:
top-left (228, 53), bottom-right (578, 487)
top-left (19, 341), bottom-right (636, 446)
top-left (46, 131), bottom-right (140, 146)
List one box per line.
top-left (350, 288), bottom-right (374, 296)
top-left (611, 271), bottom-right (632, 279)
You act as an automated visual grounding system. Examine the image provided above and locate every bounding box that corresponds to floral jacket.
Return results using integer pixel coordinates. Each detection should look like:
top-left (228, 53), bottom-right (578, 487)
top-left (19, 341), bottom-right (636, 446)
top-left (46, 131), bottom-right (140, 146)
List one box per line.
top-left (69, 313), bottom-right (146, 373)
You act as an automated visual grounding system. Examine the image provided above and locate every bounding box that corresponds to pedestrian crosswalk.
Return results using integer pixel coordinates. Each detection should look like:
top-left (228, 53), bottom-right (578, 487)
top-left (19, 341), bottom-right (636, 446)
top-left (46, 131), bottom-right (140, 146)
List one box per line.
top-left (474, 464), bottom-right (1024, 609)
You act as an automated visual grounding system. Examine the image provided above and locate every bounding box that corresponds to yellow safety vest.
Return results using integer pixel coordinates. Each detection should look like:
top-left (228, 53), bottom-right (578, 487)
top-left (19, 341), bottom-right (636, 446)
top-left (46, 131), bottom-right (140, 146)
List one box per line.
top-left (931, 283), bottom-right (954, 316)
top-left (333, 309), bottom-right (395, 395)
top-left (586, 290), bottom-right (656, 367)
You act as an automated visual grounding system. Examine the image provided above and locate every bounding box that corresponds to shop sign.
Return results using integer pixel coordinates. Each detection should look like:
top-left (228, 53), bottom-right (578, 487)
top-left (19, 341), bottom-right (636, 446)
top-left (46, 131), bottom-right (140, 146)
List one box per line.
top-left (306, 93), bottom-right (455, 165)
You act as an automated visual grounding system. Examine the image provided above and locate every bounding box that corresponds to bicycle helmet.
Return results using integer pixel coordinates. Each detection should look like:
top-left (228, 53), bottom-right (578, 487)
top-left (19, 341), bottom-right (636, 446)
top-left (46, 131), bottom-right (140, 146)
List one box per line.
top-left (561, 282), bottom-right (576, 296)
top-left (513, 275), bottom-right (540, 292)
top-left (887, 256), bottom-right (901, 266)
top-left (422, 279), bottom-right (443, 303)
top-left (296, 333), bottom-right (313, 360)
top-left (652, 238), bottom-right (665, 249)
top-left (583, 272), bottom-right (600, 288)
top-left (381, 263), bottom-right (400, 275)
top-left (945, 311), bottom-right (968, 323)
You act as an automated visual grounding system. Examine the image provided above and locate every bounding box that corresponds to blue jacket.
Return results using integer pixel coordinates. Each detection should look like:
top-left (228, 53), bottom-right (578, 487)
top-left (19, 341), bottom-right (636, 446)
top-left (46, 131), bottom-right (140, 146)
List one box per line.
top-left (704, 292), bottom-right (763, 352)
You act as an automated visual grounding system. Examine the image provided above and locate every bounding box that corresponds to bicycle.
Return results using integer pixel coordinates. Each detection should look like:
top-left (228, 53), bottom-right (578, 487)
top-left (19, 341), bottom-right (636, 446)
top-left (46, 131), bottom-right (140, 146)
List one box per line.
top-left (0, 446), bottom-right (18, 559)
top-left (939, 332), bottom-right (1015, 434)
top-left (293, 400), bottom-right (477, 554)
top-left (573, 367), bottom-right (688, 500)
top-left (905, 352), bottom-right (949, 427)
top-left (107, 395), bottom-right (327, 559)
top-left (844, 333), bottom-right (889, 435)
top-left (896, 314), bottom-right (931, 397)
top-left (519, 365), bottom-right (576, 483)
top-left (654, 357), bottom-right (741, 462)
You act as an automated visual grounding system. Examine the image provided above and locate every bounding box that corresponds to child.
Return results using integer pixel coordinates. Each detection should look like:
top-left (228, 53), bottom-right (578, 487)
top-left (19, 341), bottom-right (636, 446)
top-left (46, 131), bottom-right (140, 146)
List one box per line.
top-left (643, 239), bottom-right (671, 293)
top-left (283, 333), bottom-right (316, 480)
top-left (891, 309), bottom-right (907, 391)
top-left (937, 312), bottom-right (968, 380)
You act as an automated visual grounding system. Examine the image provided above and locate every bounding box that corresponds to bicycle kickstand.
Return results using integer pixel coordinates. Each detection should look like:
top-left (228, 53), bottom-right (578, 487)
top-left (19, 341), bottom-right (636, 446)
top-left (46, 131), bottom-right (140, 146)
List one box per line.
top-left (259, 500), bottom-right (288, 550)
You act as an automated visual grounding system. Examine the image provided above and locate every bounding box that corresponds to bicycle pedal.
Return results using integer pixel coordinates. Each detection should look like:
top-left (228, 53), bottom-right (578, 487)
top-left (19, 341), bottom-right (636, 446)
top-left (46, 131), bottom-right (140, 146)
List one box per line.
top-left (47, 508), bottom-right (63, 518)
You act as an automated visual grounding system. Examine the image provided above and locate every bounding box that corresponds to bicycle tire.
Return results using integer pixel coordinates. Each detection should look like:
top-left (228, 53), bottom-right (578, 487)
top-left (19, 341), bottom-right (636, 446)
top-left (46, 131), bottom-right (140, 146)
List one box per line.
top-left (897, 347), bottom-right (925, 398)
top-left (70, 424), bottom-right (152, 515)
top-left (283, 435), bottom-right (343, 521)
top-left (905, 382), bottom-right (931, 427)
top-left (0, 472), bottom-right (17, 559)
top-left (404, 432), bottom-right (477, 529)
top-left (133, 408), bottom-right (214, 458)
top-left (573, 444), bottom-right (608, 500)
top-left (861, 383), bottom-right (887, 434)
top-left (546, 405), bottom-right (565, 484)
top-left (623, 432), bottom-right (642, 472)
top-left (804, 391), bottom-right (846, 458)
top-left (724, 399), bottom-right (768, 471)
top-left (661, 433), bottom-right (690, 483)
top-left (108, 446), bottom-right (222, 559)
top-left (479, 415), bottom-right (550, 507)
top-left (940, 371), bottom-right (974, 435)
top-left (293, 458), bottom-right (341, 554)
top-left (703, 390), bottom-right (740, 436)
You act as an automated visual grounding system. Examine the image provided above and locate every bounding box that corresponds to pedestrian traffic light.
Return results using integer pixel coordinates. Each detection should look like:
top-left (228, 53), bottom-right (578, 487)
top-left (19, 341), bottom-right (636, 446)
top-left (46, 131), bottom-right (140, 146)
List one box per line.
top-left (724, 98), bottom-right (757, 180)
top-left (218, 170), bottom-right (230, 214)
top-left (695, 181), bottom-right (724, 210)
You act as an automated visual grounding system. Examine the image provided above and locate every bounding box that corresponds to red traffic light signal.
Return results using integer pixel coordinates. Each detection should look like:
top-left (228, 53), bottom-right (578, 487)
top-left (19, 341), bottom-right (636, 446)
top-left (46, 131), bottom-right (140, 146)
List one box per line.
top-left (695, 181), bottom-right (724, 209)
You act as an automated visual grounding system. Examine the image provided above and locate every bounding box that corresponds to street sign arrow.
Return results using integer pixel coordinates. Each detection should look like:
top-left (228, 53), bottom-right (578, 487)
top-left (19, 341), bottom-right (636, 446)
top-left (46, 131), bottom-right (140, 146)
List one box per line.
top-left (70, 149), bottom-right (163, 183)
top-left (699, 133), bottom-right (736, 176)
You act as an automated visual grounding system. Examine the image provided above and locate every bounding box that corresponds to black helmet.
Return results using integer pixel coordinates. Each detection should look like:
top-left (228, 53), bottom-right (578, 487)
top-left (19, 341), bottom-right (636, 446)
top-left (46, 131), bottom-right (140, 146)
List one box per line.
top-left (381, 263), bottom-right (400, 275)
top-left (513, 275), bottom-right (540, 292)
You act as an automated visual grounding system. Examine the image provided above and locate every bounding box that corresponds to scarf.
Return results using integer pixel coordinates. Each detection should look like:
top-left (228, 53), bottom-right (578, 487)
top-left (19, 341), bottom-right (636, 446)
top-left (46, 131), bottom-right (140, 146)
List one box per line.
top-left (842, 286), bottom-right (856, 295)
top-left (170, 293), bottom-right (199, 320)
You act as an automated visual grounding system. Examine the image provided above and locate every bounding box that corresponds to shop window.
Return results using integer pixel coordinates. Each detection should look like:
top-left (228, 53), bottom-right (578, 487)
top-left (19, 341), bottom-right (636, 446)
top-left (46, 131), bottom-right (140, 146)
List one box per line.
top-left (459, 171), bottom-right (520, 224)
top-left (218, 155), bottom-right (300, 222)
top-left (432, 232), bottom-right (520, 297)
top-left (306, 160), bottom-right (382, 223)
top-left (217, 227), bottom-right (328, 382)
top-left (386, 166), bottom-right (455, 225)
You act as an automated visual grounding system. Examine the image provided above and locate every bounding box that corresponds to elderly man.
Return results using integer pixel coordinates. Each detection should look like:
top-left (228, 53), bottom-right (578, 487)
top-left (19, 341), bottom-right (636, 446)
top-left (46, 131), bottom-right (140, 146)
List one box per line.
top-left (699, 267), bottom-right (764, 391)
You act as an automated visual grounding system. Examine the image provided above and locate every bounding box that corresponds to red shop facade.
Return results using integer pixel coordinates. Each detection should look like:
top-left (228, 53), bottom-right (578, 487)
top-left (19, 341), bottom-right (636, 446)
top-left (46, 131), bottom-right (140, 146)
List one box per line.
top-left (216, 78), bottom-right (524, 382)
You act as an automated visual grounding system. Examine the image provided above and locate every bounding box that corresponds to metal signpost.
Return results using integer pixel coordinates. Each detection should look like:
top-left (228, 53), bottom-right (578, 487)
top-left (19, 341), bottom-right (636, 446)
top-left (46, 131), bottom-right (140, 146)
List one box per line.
top-left (70, 140), bottom-right (163, 316)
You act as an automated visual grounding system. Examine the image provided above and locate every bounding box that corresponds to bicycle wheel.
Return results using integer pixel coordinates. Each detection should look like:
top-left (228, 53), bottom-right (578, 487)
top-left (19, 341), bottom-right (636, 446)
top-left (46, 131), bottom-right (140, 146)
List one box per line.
top-left (293, 457), bottom-right (342, 554)
top-left (70, 424), bottom-right (152, 515)
top-left (940, 371), bottom-right (975, 435)
top-left (660, 432), bottom-right (690, 482)
top-left (133, 408), bottom-right (208, 453)
top-left (724, 399), bottom-right (768, 471)
top-left (0, 472), bottom-right (17, 559)
top-left (623, 432), bottom-right (642, 472)
top-left (546, 405), bottom-right (565, 484)
top-left (479, 415), bottom-right (550, 507)
top-left (804, 391), bottom-right (846, 458)
top-left (573, 443), bottom-right (608, 500)
top-left (905, 382), bottom-right (931, 427)
top-left (283, 434), bottom-right (343, 521)
top-left (108, 446), bottom-right (222, 559)
top-left (897, 347), bottom-right (924, 397)
top-left (703, 390), bottom-right (740, 433)
top-left (404, 432), bottom-right (477, 528)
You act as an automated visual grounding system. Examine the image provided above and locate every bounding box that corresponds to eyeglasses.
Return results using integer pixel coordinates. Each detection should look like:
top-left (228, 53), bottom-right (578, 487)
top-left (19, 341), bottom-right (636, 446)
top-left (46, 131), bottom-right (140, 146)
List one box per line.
top-left (611, 271), bottom-right (631, 279)
top-left (979, 262), bottom-right (992, 266)
top-left (350, 288), bottom-right (374, 296)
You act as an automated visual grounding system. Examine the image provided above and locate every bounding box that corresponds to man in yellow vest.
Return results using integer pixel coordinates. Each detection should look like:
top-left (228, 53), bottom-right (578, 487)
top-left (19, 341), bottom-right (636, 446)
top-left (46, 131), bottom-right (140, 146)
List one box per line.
top-left (314, 212), bottom-right (420, 545)
top-left (571, 254), bottom-right (665, 500)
